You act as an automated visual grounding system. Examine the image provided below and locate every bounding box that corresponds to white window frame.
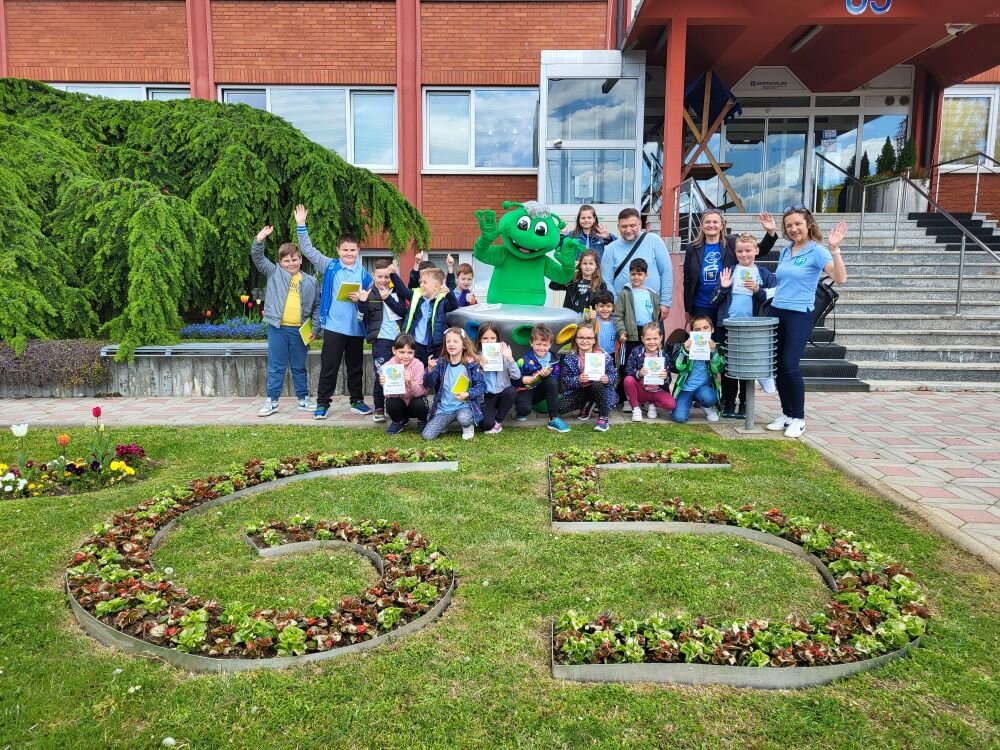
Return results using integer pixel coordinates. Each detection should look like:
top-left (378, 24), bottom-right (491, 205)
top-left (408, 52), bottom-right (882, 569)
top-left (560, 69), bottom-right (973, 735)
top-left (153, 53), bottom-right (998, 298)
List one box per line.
top-left (48, 83), bottom-right (190, 100)
top-left (219, 85), bottom-right (398, 173)
top-left (422, 86), bottom-right (540, 175)
top-left (939, 85), bottom-right (1000, 173)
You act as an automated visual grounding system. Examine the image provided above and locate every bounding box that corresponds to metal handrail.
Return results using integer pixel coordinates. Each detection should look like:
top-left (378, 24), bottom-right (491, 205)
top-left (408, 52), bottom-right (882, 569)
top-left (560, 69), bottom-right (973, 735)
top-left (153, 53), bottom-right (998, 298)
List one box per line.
top-left (929, 151), bottom-right (1000, 170)
top-left (903, 173), bottom-right (1000, 314)
top-left (931, 152), bottom-right (1000, 213)
top-left (812, 151), bottom-right (867, 250)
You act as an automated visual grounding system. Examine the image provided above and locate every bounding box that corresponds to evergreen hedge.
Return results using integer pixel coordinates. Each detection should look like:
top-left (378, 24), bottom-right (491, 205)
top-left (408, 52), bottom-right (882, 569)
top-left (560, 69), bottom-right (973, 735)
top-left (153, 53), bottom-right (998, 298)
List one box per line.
top-left (0, 79), bottom-right (430, 359)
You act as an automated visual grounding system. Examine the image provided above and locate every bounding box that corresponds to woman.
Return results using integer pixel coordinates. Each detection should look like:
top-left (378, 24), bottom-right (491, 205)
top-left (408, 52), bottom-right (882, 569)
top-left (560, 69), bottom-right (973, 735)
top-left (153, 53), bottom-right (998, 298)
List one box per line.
top-left (766, 206), bottom-right (848, 439)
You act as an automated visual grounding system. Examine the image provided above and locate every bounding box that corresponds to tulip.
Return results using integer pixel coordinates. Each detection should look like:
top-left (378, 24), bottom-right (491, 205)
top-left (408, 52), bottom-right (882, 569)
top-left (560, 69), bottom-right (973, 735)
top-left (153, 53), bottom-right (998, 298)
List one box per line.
top-left (205, 309), bottom-right (213, 318)
top-left (10, 424), bottom-right (27, 438)
top-left (240, 294), bottom-right (250, 304)
top-left (92, 406), bottom-right (102, 419)
top-left (56, 434), bottom-right (70, 448)
top-left (248, 302), bottom-right (254, 309)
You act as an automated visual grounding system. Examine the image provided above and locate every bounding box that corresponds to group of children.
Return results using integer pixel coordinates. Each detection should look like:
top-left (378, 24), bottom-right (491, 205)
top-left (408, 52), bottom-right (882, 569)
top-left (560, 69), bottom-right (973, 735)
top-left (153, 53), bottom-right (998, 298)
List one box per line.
top-left (252, 204), bottom-right (776, 438)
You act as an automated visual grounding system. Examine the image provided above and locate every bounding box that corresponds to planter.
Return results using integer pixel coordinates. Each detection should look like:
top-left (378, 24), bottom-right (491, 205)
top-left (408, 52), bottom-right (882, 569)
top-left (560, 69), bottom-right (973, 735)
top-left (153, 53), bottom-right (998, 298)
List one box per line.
top-left (866, 179), bottom-right (930, 214)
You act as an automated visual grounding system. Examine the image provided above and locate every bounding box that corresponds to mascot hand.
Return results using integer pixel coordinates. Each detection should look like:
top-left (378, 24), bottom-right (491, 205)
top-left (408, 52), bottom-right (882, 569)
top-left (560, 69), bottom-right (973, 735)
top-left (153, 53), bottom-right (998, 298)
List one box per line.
top-left (558, 237), bottom-right (583, 268)
top-left (475, 209), bottom-right (499, 241)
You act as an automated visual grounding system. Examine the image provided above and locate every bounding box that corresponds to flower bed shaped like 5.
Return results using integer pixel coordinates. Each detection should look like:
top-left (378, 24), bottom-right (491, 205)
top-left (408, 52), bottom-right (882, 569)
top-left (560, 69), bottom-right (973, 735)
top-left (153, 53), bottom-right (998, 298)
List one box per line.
top-left (549, 450), bottom-right (930, 680)
top-left (66, 448), bottom-right (457, 670)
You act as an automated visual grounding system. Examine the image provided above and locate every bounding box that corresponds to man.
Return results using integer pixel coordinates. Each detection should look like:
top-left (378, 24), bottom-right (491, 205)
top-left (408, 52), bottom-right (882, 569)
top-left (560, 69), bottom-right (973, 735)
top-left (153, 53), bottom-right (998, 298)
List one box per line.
top-left (600, 208), bottom-right (672, 321)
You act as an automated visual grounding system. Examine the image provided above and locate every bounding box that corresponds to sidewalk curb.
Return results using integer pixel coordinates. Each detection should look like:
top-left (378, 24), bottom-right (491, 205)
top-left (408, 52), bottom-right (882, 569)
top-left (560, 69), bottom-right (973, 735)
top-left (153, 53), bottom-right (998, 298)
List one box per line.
top-left (802, 434), bottom-right (1000, 575)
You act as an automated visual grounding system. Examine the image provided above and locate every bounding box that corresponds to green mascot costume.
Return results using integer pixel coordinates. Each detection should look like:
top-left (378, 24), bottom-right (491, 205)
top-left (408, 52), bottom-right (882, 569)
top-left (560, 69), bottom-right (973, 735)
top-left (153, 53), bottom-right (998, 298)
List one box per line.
top-left (473, 200), bottom-right (580, 305)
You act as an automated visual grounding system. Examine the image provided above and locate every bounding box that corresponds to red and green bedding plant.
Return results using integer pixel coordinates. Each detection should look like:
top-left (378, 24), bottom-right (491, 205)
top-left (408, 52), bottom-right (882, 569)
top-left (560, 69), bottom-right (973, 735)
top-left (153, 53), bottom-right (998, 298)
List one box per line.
top-left (550, 448), bottom-right (730, 522)
top-left (65, 448), bottom-right (455, 659)
top-left (553, 503), bottom-right (931, 668)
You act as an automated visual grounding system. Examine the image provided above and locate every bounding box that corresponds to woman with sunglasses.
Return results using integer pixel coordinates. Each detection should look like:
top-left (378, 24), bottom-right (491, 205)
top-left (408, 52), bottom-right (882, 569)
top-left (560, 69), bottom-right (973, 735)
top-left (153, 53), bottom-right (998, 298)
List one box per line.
top-left (767, 206), bottom-right (848, 438)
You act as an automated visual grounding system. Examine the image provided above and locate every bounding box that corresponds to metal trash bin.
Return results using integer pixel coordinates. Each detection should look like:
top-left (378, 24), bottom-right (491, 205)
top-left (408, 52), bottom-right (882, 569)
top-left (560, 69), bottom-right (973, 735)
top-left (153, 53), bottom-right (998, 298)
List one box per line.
top-left (723, 317), bottom-right (778, 430)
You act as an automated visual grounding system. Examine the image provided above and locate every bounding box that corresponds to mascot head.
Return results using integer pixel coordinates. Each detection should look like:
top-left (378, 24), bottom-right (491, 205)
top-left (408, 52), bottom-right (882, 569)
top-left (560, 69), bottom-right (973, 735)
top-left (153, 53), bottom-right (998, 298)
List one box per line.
top-left (496, 200), bottom-right (565, 259)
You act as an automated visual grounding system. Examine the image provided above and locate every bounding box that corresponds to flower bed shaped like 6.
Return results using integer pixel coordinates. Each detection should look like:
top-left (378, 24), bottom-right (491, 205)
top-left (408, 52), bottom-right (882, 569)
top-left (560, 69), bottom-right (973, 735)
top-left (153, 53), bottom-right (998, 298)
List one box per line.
top-left (549, 450), bottom-right (930, 688)
top-left (66, 448), bottom-right (457, 672)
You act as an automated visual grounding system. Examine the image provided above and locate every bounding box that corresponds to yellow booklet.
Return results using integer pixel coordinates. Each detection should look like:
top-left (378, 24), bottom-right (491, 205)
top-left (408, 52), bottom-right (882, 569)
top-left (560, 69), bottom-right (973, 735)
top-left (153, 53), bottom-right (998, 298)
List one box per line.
top-left (452, 373), bottom-right (470, 393)
top-left (336, 282), bottom-right (361, 301)
top-left (298, 319), bottom-right (312, 346)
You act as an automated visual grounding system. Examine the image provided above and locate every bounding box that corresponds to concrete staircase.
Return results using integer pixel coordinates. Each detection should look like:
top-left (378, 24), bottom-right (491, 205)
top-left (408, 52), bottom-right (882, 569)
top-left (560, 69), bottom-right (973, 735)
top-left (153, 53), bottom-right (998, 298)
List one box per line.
top-left (723, 212), bottom-right (1000, 390)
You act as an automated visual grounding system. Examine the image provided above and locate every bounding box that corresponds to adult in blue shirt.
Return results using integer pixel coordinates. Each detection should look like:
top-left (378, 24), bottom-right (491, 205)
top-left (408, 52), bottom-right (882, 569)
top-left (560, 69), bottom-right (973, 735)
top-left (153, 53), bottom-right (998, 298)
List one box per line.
top-left (682, 209), bottom-right (778, 327)
top-left (766, 207), bottom-right (848, 439)
top-left (601, 208), bottom-right (672, 320)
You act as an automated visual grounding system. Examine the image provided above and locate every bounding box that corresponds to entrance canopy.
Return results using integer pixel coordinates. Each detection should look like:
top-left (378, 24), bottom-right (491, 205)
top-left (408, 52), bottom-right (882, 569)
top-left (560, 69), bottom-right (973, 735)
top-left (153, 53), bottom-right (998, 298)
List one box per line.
top-left (624, 0), bottom-right (1000, 92)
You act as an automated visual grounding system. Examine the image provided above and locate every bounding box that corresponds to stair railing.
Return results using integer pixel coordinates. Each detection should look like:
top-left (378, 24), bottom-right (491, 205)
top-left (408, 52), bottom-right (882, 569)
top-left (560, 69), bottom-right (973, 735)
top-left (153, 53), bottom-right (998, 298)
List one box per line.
top-left (903, 173), bottom-right (1000, 314)
top-left (930, 151), bottom-right (1000, 218)
top-left (812, 151), bottom-right (868, 250)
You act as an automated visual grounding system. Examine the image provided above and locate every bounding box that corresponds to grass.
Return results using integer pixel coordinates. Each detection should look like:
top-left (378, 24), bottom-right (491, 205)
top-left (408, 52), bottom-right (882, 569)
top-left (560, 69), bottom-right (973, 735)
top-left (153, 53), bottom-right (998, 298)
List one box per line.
top-left (0, 423), bottom-right (998, 749)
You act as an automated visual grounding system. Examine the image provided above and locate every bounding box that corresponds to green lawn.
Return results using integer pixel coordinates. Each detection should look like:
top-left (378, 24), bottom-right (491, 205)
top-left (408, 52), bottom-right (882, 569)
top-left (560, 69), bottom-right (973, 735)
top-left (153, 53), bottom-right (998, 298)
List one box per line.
top-left (1, 424), bottom-right (997, 749)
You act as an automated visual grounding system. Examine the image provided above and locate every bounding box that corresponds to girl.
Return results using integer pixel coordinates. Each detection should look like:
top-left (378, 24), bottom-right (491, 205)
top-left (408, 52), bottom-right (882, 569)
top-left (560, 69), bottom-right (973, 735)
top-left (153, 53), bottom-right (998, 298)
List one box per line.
top-left (422, 327), bottom-right (486, 441)
top-left (562, 249), bottom-right (608, 317)
top-left (557, 324), bottom-right (617, 433)
top-left (379, 334), bottom-right (428, 436)
top-left (767, 207), bottom-right (848, 439)
top-left (476, 323), bottom-right (521, 434)
top-left (563, 205), bottom-right (616, 262)
top-left (623, 322), bottom-right (676, 422)
top-left (672, 315), bottom-right (725, 424)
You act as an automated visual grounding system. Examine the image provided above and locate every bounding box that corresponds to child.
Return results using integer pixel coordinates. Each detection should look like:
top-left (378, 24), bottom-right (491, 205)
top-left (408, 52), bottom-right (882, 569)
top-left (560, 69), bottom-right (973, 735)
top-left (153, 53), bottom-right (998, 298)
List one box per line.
top-left (294, 204), bottom-right (373, 420)
top-left (356, 259), bottom-right (407, 423)
top-left (447, 256), bottom-right (478, 306)
top-left (563, 204), bottom-right (616, 262)
top-left (709, 233), bottom-right (778, 419)
top-left (557, 324), bottom-right (617, 433)
top-left (422, 327), bottom-right (486, 441)
top-left (251, 225), bottom-right (321, 416)
top-left (580, 290), bottom-right (618, 421)
top-left (397, 266), bottom-right (459, 365)
top-left (476, 322), bottom-right (520, 434)
top-left (514, 324), bottom-right (566, 432)
top-left (671, 315), bottom-right (725, 423)
top-left (623, 322), bottom-right (676, 422)
top-left (408, 251), bottom-right (456, 290)
top-left (563, 249), bottom-right (608, 317)
top-left (380, 333), bottom-right (428, 435)
top-left (613, 258), bottom-right (661, 412)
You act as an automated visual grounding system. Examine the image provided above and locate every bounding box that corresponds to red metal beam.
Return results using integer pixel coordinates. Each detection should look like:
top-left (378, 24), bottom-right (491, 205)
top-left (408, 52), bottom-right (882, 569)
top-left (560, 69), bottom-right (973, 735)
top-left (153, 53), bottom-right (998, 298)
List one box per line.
top-left (185, 0), bottom-right (215, 100)
top-left (396, 0), bottom-right (422, 271)
top-left (661, 17), bottom-right (687, 238)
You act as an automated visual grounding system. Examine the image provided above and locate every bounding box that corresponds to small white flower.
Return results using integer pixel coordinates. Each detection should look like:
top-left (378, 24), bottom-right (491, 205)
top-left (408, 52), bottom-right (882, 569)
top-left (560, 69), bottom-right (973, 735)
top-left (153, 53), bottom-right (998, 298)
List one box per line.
top-left (161, 738), bottom-right (177, 747)
top-left (127, 685), bottom-right (142, 694)
top-left (10, 424), bottom-right (28, 438)
top-left (113, 668), bottom-right (123, 675)
top-left (482, 580), bottom-right (490, 587)
top-left (163, 567), bottom-right (174, 576)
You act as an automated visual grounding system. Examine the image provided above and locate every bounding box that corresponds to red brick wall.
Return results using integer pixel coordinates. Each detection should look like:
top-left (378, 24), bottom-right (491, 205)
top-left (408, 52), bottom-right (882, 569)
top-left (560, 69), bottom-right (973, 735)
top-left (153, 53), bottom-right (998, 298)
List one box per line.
top-left (936, 173), bottom-right (1000, 221)
top-left (965, 66), bottom-right (1000, 84)
top-left (7, 0), bottom-right (189, 82)
top-left (212, 1), bottom-right (396, 84)
top-left (421, 2), bottom-right (606, 85)
top-left (422, 174), bottom-right (537, 248)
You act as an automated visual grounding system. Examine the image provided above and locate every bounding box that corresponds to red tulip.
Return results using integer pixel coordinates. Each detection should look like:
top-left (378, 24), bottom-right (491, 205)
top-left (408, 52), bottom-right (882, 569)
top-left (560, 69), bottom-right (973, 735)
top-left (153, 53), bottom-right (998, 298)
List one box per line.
top-left (92, 406), bottom-right (102, 418)
top-left (248, 302), bottom-right (255, 309)
top-left (205, 309), bottom-right (213, 318)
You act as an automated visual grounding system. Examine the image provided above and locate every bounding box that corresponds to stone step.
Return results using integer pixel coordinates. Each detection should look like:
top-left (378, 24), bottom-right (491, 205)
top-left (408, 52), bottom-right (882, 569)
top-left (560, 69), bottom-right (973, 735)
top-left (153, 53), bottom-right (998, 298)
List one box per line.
top-left (856, 360), bottom-right (1000, 382)
top-left (842, 344), bottom-right (1000, 364)
top-left (833, 301), bottom-right (1000, 315)
top-left (866, 379), bottom-right (1000, 392)
top-left (837, 288), bottom-right (998, 302)
top-left (847, 261), bottom-right (999, 274)
top-left (800, 359), bottom-right (859, 379)
top-left (803, 377), bottom-right (870, 392)
top-left (844, 276), bottom-right (1000, 289)
top-left (837, 329), bottom-right (1000, 347)
top-left (803, 342), bottom-right (848, 359)
top-left (834, 313), bottom-right (1000, 331)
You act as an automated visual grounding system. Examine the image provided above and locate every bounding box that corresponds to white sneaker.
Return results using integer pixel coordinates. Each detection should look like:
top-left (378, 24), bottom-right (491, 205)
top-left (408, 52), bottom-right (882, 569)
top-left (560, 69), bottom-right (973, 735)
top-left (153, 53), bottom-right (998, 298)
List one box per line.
top-left (766, 415), bottom-right (792, 431)
top-left (462, 425), bottom-right (475, 440)
top-left (704, 406), bottom-right (720, 422)
top-left (297, 397), bottom-right (317, 411)
top-left (647, 405), bottom-right (658, 419)
top-left (257, 399), bottom-right (278, 417)
top-left (784, 418), bottom-right (806, 438)
top-left (758, 377), bottom-right (777, 394)
top-left (621, 402), bottom-right (633, 413)
top-left (632, 409), bottom-right (643, 422)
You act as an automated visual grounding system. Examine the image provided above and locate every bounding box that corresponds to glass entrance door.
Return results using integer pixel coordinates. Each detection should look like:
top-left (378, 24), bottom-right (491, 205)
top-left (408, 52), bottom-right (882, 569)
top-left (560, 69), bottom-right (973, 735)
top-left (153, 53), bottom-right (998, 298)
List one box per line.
top-left (722, 118), bottom-right (765, 213)
top-left (812, 114), bottom-right (861, 212)
top-left (764, 118), bottom-right (808, 212)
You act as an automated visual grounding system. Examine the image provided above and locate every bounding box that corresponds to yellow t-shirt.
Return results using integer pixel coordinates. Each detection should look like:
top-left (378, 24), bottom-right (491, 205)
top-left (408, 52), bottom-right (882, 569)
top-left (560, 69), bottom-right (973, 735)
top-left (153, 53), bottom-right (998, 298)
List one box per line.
top-left (280, 273), bottom-right (302, 326)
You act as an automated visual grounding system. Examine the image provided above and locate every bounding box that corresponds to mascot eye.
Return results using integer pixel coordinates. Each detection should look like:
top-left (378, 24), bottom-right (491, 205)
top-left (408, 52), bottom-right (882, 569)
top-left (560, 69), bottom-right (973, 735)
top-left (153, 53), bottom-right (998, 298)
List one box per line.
top-left (516, 217), bottom-right (530, 231)
top-left (534, 223), bottom-right (548, 237)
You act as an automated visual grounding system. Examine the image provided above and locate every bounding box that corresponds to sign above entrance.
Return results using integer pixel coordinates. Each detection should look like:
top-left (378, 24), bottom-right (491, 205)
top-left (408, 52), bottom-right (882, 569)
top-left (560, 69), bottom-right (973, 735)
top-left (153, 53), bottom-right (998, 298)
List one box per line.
top-left (732, 67), bottom-right (808, 95)
top-left (846, 0), bottom-right (891, 16)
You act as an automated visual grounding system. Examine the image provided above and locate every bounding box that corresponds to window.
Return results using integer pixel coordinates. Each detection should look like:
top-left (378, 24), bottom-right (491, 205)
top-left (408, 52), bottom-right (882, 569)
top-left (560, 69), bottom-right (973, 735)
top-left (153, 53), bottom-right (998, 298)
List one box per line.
top-left (221, 87), bottom-right (397, 170)
top-left (545, 149), bottom-right (635, 205)
top-left (940, 93), bottom-right (995, 165)
top-left (54, 84), bottom-right (189, 101)
top-left (425, 88), bottom-right (539, 170)
top-left (547, 78), bottom-right (637, 141)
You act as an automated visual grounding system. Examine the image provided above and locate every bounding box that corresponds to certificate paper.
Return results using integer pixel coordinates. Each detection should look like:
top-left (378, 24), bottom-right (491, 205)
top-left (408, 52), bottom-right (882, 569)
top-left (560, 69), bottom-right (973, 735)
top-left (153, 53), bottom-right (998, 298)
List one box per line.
top-left (583, 353), bottom-right (605, 380)
top-left (382, 364), bottom-right (406, 395)
top-left (335, 282), bottom-right (361, 301)
top-left (689, 331), bottom-right (712, 361)
top-left (643, 356), bottom-right (666, 386)
top-left (482, 343), bottom-right (504, 372)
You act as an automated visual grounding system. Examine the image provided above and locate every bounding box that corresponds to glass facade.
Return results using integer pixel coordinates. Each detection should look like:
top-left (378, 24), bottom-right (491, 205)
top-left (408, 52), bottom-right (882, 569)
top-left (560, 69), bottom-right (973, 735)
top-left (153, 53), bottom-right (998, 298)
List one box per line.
top-left (545, 148), bottom-right (635, 204)
top-left (547, 78), bottom-right (637, 140)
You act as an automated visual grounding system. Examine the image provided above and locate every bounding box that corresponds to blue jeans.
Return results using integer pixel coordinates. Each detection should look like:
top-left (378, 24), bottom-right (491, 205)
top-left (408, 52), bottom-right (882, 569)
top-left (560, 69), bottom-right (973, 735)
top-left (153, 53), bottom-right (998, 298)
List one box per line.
top-left (773, 306), bottom-right (813, 420)
top-left (672, 384), bottom-right (718, 423)
top-left (267, 325), bottom-right (309, 401)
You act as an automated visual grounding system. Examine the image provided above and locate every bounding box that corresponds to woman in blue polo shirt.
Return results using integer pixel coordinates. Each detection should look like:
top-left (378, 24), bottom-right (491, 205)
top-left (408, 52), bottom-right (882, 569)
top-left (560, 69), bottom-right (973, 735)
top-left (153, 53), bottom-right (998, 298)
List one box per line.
top-left (766, 207), bottom-right (848, 439)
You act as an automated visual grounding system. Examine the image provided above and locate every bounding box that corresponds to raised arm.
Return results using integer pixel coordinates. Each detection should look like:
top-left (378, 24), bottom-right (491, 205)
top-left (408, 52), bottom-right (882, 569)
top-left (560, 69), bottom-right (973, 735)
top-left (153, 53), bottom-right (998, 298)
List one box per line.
top-left (251, 226), bottom-right (277, 276)
top-left (294, 204), bottom-right (332, 274)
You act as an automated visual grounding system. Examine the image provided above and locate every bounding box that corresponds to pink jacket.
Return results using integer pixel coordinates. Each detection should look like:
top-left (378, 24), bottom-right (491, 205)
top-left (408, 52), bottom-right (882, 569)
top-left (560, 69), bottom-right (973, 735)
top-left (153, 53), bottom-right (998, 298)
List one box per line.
top-left (385, 356), bottom-right (427, 405)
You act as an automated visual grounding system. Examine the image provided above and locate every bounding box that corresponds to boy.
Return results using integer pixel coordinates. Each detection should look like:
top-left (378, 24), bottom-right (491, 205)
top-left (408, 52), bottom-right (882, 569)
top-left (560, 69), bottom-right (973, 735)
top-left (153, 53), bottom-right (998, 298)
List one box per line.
top-left (710, 233), bottom-right (779, 419)
top-left (671, 315), bottom-right (725, 423)
top-left (251, 225), bottom-right (321, 416)
top-left (612, 258), bottom-right (661, 412)
top-left (408, 251), bottom-right (456, 290)
top-left (397, 266), bottom-right (458, 365)
top-left (294, 204), bottom-right (374, 420)
top-left (356, 259), bottom-right (407, 423)
top-left (592, 291), bottom-right (618, 357)
top-left (514, 324), bottom-right (567, 433)
top-left (447, 256), bottom-right (478, 306)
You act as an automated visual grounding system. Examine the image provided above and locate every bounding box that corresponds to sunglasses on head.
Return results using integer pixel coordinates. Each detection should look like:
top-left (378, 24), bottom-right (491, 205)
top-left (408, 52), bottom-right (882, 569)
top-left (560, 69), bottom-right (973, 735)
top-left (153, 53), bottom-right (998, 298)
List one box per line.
top-left (783, 204), bottom-right (810, 215)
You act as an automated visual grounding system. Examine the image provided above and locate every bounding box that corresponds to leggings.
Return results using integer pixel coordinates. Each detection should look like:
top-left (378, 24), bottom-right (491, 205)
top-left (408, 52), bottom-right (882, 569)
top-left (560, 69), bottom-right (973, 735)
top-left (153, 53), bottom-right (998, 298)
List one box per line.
top-left (385, 396), bottom-right (428, 425)
top-left (481, 386), bottom-right (516, 430)
top-left (421, 406), bottom-right (475, 440)
top-left (623, 376), bottom-right (676, 411)
top-left (773, 306), bottom-right (813, 420)
top-left (515, 376), bottom-right (560, 418)
top-left (557, 384), bottom-right (617, 418)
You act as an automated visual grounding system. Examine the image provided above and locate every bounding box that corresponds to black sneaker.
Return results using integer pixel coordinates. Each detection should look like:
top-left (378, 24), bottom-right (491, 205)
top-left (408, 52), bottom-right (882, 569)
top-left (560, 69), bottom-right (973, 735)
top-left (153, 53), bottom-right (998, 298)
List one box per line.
top-left (735, 404), bottom-right (747, 420)
top-left (416, 420), bottom-right (427, 434)
top-left (721, 403), bottom-right (739, 419)
top-left (386, 421), bottom-right (405, 436)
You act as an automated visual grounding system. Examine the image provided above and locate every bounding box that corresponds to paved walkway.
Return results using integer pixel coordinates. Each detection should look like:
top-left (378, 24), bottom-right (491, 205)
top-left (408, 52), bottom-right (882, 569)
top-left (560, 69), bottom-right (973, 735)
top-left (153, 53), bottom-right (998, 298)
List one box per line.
top-left (2, 392), bottom-right (998, 571)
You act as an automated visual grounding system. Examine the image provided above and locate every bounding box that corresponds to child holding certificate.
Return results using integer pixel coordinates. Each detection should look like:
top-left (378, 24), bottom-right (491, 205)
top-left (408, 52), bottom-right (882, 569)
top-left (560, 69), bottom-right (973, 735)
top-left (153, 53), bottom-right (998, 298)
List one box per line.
top-left (671, 315), bottom-right (725, 424)
top-left (623, 322), bottom-right (675, 421)
top-left (557, 325), bottom-right (617, 433)
top-left (380, 334), bottom-right (429, 435)
top-left (476, 323), bottom-right (520, 434)
top-left (422, 328), bottom-right (486, 441)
